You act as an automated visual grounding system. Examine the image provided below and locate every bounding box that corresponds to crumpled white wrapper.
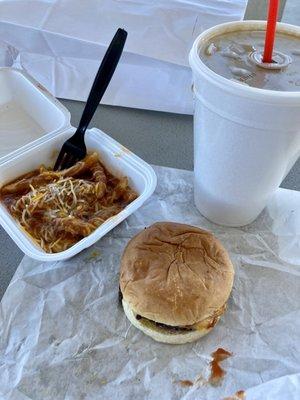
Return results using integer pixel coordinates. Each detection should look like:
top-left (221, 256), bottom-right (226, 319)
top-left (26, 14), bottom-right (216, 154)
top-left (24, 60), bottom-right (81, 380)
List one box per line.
top-left (0, 166), bottom-right (300, 400)
top-left (0, 0), bottom-right (247, 113)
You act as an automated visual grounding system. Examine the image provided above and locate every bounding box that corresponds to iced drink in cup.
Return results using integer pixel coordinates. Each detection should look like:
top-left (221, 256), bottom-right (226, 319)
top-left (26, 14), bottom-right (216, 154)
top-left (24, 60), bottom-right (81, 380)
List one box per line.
top-left (189, 21), bottom-right (300, 227)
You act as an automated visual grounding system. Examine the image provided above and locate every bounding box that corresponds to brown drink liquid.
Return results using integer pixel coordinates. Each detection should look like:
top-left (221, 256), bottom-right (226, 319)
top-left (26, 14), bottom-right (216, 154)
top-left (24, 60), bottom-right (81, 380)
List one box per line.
top-left (200, 30), bottom-right (300, 91)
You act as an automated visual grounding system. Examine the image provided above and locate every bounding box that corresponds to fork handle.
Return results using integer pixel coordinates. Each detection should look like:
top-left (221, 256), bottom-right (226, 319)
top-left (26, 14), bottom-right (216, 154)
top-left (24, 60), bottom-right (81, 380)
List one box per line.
top-left (76, 28), bottom-right (127, 135)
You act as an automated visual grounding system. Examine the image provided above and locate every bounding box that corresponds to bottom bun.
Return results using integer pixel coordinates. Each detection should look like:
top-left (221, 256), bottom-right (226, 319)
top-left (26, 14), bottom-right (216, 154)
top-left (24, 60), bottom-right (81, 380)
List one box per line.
top-left (122, 300), bottom-right (213, 344)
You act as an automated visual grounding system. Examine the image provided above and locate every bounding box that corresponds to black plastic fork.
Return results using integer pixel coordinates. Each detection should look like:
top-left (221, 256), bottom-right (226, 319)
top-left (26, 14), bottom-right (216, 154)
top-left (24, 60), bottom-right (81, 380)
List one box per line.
top-left (54, 28), bottom-right (128, 171)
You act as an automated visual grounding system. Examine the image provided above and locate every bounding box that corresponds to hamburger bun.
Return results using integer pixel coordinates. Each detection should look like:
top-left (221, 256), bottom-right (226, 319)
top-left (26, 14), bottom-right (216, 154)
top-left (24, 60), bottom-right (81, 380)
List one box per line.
top-left (120, 222), bottom-right (234, 344)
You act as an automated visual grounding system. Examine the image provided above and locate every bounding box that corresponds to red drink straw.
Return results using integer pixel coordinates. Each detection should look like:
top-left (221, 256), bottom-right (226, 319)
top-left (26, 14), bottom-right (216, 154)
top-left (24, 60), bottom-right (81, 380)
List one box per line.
top-left (263, 0), bottom-right (280, 63)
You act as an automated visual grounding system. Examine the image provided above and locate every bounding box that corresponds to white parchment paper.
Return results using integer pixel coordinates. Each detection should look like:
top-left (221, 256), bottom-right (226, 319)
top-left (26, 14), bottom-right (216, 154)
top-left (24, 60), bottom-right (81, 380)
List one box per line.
top-left (1, 166), bottom-right (300, 400)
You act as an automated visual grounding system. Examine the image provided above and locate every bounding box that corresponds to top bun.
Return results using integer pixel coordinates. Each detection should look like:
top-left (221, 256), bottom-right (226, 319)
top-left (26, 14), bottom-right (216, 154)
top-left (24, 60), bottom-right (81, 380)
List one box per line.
top-left (120, 222), bottom-right (234, 327)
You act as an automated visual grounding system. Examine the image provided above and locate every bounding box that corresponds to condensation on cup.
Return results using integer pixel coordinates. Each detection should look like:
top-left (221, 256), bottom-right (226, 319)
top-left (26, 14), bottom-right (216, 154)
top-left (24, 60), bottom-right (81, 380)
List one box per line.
top-left (189, 21), bottom-right (300, 227)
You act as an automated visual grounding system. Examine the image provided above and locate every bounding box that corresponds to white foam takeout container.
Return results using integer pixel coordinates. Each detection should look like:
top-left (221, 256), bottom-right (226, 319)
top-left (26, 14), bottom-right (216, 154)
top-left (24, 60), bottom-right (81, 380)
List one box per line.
top-left (0, 68), bottom-right (157, 261)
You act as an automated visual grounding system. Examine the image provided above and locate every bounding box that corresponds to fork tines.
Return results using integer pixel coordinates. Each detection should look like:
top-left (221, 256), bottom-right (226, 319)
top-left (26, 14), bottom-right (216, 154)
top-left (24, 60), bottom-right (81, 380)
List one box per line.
top-left (54, 142), bottom-right (86, 171)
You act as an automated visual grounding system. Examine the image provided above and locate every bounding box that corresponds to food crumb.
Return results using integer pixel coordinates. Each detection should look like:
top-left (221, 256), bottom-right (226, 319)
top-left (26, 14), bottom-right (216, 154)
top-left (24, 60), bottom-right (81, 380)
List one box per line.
top-left (100, 379), bottom-right (107, 385)
top-left (177, 380), bottom-right (193, 387)
top-left (114, 145), bottom-right (131, 158)
top-left (87, 250), bottom-right (101, 260)
top-left (223, 389), bottom-right (246, 400)
top-left (121, 145), bottom-right (131, 154)
top-left (36, 82), bottom-right (48, 92)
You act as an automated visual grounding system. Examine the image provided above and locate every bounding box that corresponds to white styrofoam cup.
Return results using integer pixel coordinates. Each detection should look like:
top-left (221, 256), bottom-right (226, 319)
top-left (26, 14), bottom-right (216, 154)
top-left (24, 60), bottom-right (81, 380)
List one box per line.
top-left (189, 21), bottom-right (300, 227)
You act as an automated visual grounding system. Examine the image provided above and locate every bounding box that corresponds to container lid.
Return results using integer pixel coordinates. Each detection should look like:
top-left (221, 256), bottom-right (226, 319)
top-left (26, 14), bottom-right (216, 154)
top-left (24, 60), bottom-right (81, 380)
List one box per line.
top-left (0, 68), bottom-right (71, 164)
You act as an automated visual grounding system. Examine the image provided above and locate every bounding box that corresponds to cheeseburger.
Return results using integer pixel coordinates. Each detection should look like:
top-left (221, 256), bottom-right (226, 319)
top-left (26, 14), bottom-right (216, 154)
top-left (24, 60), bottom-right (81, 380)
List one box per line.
top-left (120, 222), bottom-right (234, 344)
